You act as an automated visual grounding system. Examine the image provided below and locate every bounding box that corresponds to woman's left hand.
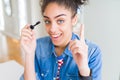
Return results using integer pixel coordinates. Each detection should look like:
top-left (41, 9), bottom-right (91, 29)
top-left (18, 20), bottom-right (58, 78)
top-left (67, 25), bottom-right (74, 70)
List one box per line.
top-left (69, 24), bottom-right (90, 76)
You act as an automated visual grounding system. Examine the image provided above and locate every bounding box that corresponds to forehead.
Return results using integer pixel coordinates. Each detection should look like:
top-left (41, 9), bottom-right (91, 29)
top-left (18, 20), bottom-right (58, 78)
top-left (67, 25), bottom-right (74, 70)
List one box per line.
top-left (43, 2), bottom-right (72, 18)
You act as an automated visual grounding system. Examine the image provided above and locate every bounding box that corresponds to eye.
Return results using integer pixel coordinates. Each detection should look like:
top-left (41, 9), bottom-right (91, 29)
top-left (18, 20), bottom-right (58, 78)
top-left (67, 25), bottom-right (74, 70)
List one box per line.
top-left (57, 20), bottom-right (64, 24)
top-left (44, 20), bottom-right (51, 24)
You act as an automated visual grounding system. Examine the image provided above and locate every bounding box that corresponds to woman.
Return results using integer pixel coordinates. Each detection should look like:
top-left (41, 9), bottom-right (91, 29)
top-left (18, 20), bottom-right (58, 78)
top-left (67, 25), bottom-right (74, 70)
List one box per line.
top-left (20, 0), bottom-right (102, 80)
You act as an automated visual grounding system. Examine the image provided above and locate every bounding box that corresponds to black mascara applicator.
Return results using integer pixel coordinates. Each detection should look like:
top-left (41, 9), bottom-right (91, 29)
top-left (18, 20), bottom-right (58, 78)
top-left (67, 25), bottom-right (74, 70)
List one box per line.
top-left (30, 21), bottom-right (40, 30)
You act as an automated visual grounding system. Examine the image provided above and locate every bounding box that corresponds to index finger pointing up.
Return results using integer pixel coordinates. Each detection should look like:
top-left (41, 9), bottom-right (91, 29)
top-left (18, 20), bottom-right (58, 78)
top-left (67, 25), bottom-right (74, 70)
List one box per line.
top-left (80, 24), bottom-right (85, 42)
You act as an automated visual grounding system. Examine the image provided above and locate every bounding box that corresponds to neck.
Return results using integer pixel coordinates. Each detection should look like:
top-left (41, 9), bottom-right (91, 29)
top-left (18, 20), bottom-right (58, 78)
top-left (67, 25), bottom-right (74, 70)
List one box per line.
top-left (55, 32), bottom-right (72, 56)
top-left (55, 46), bottom-right (66, 56)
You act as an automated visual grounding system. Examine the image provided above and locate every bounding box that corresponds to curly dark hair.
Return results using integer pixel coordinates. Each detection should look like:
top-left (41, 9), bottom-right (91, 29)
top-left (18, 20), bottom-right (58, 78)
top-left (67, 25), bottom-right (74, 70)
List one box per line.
top-left (40, 0), bottom-right (88, 17)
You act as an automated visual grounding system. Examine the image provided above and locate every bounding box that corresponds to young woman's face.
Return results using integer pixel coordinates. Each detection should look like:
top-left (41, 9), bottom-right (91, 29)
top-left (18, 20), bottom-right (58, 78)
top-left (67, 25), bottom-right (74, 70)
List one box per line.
top-left (43, 2), bottom-right (77, 47)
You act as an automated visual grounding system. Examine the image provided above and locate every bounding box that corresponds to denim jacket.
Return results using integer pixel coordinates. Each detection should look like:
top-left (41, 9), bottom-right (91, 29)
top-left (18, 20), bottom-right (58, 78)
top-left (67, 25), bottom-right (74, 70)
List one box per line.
top-left (34, 33), bottom-right (102, 80)
top-left (20, 33), bottom-right (102, 80)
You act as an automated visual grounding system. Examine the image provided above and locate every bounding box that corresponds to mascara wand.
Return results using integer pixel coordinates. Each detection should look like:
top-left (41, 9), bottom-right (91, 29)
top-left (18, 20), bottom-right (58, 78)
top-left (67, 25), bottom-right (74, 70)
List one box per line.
top-left (30, 21), bottom-right (40, 30)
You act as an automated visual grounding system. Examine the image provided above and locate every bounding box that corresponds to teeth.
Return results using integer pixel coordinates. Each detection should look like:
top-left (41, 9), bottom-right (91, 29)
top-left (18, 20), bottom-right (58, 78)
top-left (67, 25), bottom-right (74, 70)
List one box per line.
top-left (51, 34), bottom-right (61, 38)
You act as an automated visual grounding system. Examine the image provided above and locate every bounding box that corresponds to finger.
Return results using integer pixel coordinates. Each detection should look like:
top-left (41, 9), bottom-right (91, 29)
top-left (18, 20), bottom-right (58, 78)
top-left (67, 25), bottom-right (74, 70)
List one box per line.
top-left (69, 39), bottom-right (79, 50)
top-left (70, 42), bottom-right (82, 51)
top-left (72, 47), bottom-right (82, 55)
top-left (71, 46), bottom-right (80, 54)
top-left (20, 36), bottom-right (31, 46)
top-left (31, 30), bottom-right (36, 39)
top-left (22, 29), bottom-right (33, 35)
top-left (80, 24), bottom-right (85, 42)
top-left (23, 24), bottom-right (29, 29)
top-left (23, 24), bottom-right (32, 31)
top-left (69, 40), bottom-right (75, 50)
top-left (22, 32), bottom-right (33, 40)
top-left (22, 36), bottom-right (31, 42)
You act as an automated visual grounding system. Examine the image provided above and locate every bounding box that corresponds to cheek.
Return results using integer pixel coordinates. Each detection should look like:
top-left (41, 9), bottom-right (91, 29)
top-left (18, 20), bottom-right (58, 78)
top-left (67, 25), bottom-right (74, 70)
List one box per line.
top-left (64, 22), bottom-right (73, 31)
top-left (60, 25), bottom-right (72, 37)
top-left (66, 18), bottom-right (73, 27)
top-left (45, 26), bottom-right (49, 33)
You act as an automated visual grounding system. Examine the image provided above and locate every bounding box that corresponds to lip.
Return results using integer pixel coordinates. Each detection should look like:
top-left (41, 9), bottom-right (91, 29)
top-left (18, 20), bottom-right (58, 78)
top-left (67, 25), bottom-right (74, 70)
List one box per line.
top-left (50, 33), bottom-right (62, 41)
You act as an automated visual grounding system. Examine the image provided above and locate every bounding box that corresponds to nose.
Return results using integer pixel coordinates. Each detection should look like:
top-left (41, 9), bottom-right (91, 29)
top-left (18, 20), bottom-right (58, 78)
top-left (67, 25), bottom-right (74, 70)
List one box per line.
top-left (50, 23), bottom-right (57, 33)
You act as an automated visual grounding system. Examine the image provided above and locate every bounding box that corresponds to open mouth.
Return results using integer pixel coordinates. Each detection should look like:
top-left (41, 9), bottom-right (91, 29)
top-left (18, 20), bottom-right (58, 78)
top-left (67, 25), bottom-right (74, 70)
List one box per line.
top-left (50, 33), bottom-right (62, 41)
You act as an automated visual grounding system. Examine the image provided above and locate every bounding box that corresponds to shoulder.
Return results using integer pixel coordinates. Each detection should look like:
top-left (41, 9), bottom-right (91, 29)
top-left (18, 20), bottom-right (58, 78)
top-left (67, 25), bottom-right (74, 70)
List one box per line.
top-left (37, 36), bottom-right (51, 44)
top-left (85, 39), bottom-right (100, 50)
top-left (85, 39), bottom-right (102, 59)
top-left (85, 39), bottom-right (102, 79)
top-left (36, 36), bottom-right (53, 47)
top-left (36, 36), bottom-right (53, 49)
top-left (35, 36), bottom-right (53, 57)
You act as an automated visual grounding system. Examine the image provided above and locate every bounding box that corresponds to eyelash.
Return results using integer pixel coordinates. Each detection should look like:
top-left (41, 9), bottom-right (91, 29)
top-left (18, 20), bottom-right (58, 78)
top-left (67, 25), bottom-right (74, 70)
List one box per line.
top-left (44, 19), bottom-right (65, 25)
top-left (44, 20), bottom-right (51, 24)
top-left (57, 20), bottom-right (64, 24)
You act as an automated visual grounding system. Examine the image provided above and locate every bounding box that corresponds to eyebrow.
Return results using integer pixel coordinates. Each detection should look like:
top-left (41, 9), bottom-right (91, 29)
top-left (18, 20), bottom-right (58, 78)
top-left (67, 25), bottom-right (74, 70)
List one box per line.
top-left (44, 14), bottom-right (67, 19)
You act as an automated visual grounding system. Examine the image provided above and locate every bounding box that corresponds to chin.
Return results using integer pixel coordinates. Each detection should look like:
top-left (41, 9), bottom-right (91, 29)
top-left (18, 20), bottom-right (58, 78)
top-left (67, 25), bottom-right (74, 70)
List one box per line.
top-left (52, 41), bottom-right (62, 47)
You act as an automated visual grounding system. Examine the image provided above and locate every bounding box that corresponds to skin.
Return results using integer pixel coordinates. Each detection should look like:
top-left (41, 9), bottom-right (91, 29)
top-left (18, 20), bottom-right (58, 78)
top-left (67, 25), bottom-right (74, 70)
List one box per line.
top-left (43, 2), bottom-right (76, 55)
top-left (20, 2), bottom-right (90, 80)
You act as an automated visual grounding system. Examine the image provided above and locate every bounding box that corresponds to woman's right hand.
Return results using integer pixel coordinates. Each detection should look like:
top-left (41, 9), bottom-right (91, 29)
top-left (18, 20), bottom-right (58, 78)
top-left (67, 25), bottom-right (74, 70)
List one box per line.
top-left (20, 24), bottom-right (36, 56)
top-left (20, 25), bottom-right (37, 80)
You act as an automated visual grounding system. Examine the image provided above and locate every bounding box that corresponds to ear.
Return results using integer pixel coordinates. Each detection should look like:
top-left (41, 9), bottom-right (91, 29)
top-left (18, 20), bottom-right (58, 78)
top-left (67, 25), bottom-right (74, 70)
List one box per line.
top-left (72, 14), bottom-right (78, 26)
